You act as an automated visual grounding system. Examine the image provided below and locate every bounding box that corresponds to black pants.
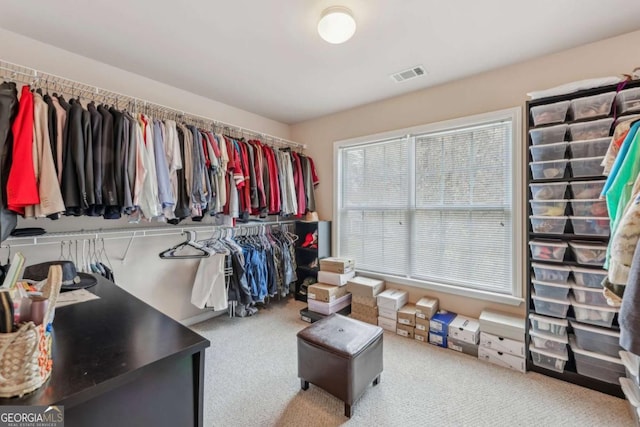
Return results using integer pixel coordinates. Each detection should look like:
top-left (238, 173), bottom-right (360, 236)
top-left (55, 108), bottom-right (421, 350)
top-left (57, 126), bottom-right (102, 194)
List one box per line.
top-left (0, 82), bottom-right (18, 241)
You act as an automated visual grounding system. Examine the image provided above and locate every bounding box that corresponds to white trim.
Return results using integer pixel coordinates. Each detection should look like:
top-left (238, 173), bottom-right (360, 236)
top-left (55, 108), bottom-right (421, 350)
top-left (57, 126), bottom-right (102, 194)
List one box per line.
top-left (333, 107), bottom-right (523, 302)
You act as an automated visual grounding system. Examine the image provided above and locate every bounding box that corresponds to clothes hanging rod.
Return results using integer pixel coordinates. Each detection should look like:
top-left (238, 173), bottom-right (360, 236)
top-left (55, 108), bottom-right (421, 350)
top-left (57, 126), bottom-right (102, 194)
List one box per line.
top-left (0, 59), bottom-right (306, 149)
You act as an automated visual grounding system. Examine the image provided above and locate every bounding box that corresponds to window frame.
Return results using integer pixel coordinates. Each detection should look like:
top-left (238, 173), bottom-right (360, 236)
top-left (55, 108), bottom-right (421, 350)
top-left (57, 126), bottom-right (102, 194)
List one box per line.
top-left (333, 107), bottom-right (524, 306)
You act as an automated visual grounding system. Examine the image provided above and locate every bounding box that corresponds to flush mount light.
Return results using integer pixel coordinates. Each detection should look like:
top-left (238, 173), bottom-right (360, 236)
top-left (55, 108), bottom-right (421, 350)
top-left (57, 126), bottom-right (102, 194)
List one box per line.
top-left (317, 6), bottom-right (356, 44)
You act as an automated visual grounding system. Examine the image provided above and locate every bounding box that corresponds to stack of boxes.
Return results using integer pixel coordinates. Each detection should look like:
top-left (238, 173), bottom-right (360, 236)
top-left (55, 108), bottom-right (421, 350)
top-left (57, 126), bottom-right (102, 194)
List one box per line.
top-left (304, 257), bottom-right (355, 321)
top-left (376, 289), bottom-right (408, 332)
top-left (478, 310), bottom-right (526, 373)
top-left (428, 311), bottom-right (457, 347)
top-left (346, 276), bottom-right (385, 325)
top-left (447, 315), bottom-right (481, 357)
top-left (397, 304), bottom-right (417, 339)
top-left (414, 297), bottom-right (438, 343)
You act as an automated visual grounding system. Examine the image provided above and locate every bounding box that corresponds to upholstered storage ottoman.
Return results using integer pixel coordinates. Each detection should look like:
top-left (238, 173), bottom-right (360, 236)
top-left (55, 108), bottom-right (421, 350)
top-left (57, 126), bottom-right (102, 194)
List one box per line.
top-left (297, 313), bottom-right (383, 417)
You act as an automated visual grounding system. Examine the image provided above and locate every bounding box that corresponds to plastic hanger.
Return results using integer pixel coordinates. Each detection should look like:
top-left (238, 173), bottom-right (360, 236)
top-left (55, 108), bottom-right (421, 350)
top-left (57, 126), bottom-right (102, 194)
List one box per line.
top-left (159, 231), bottom-right (210, 259)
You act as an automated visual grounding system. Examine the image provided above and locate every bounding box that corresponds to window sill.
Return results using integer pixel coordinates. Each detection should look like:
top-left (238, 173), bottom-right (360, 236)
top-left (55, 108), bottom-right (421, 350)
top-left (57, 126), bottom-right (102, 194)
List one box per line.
top-left (355, 270), bottom-right (525, 307)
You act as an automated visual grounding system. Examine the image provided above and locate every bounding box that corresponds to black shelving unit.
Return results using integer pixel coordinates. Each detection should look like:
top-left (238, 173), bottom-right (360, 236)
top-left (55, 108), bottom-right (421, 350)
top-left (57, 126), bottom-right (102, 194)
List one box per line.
top-left (293, 220), bottom-right (331, 302)
top-left (525, 80), bottom-right (640, 398)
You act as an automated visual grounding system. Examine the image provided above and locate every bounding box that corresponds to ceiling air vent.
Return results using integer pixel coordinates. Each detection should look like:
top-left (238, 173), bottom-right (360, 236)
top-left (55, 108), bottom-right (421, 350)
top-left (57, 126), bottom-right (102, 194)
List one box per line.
top-left (390, 65), bottom-right (427, 83)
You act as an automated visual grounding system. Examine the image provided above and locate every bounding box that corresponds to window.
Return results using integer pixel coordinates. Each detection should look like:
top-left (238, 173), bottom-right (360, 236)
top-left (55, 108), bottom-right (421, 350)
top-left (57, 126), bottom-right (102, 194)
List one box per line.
top-left (335, 108), bottom-right (523, 302)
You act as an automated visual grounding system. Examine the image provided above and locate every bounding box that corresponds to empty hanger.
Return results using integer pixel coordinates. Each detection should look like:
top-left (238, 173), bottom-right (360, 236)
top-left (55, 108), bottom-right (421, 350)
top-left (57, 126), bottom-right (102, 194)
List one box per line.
top-left (159, 231), bottom-right (210, 259)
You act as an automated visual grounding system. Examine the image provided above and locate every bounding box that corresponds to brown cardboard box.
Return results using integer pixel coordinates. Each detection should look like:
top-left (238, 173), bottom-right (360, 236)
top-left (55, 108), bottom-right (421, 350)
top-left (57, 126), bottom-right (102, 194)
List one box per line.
top-left (346, 277), bottom-right (385, 298)
top-left (397, 304), bottom-right (417, 326)
top-left (319, 257), bottom-right (355, 274)
top-left (396, 323), bottom-right (415, 339)
top-left (414, 329), bottom-right (428, 343)
top-left (307, 283), bottom-right (348, 303)
top-left (351, 312), bottom-right (378, 325)
top-left (352, 294), bottom-right (377, 307)
top-left (351, 302), bottom-right (378, 318)
top-left (416, 297), bottom-right (439, 319)
top-left (415, 316), bottom-right (430, 332)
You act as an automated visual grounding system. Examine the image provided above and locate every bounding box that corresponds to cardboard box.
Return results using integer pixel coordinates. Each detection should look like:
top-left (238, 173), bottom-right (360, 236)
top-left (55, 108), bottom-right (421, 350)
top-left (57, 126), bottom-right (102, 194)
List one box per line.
top-left (478, 346), bottom-right (525, 373)
top-left (307, 283), bottom-right (348, 303)
top-left (378, 316), bottom-right (396, 332)
top-left (448, 315), bottom-right (480, 344)
top-left (320, 257), bottom-right (355, 274)
top-left (346, 276), bottom-right (385, 298)
top-left (351, 302), bottom-right (378, 318)
top-left (429, 311), bottom-right (457, 334)
top-left (479, 332), bottom-right (525, 357)
top-left (308, 293), bottom-right (352, 316)
top-left (378, 307), bottom-right (397, 320)
top-left (377, 289), bottom-right (408, 310)
top-left (416, 297), bottom-right (439, 320)
top-left (414, 329), bottom-right (428, 343)
top-left (479, 310), bottom-right (525, 342)
top-left (428, 331), bottom-right (448, 347)
top-left (397, 304), bottom-right (417, 326)
top-left (317, 270), bottom-right (356, 287)
top-left (415, 317), bottom-right (429, 332)
top-left (447, 337), bottom-right (479, 357)
top-left (350, 312), bottom-right (378, 325)
top-left (352, 294), bottom-right (377, 307)
top-left (396, 323), bottom-right (415, 339)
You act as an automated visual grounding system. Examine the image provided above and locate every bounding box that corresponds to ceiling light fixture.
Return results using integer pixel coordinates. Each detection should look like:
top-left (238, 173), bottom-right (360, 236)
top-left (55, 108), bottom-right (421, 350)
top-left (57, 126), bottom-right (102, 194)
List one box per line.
top-left (317, 6), bottom-right (356, 44)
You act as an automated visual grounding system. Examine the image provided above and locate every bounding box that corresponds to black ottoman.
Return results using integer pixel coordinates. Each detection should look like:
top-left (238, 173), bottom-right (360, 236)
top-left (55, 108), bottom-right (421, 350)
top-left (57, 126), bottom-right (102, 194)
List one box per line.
top-left (297, 313), bottom-right (383, 417)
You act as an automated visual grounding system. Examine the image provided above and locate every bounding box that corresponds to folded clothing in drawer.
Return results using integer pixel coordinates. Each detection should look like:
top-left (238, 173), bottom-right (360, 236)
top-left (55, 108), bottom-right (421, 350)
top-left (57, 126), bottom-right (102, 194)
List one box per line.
top-left (530, 182), bottom-right (568, 200)
top-left (570, 92), bottom-right (616, 120)
top-left (529, 240), bottom-right (567, 262)
top-left (532, 279), bottom-right (571, 300)
top-left (568, 118), bottom-right (613, 141)
top-left (570, 336), bottom-right (625, 384)
top-left (569, 180), bottom-right (605, 200)
top-left (531, 262), bottom-right (571, 283)
top-left (568, 241), bottom-right (607, 266)
top-left (570, 296), bottom-right (618, 328)
top-left (530, 159), bottom-right (568, 180)
top-left (529, 313), bottom-right (568, 337)
top-left (531, 101), bottom-right (570, 126)
top-left (570, 216), bottom-right (610, 237)
top-left (570, 320), bottom-right (621, 358)
top-left (530, 343), bottom-right (569, 373)
top-left (570, 283), bottom-right (609, 307)
top-left (570, 266), bottom-right (607, 288)
top-left (532, 292), bottom-right (570, 319)
top-left (529, 329), bottom-right (568, 354)
top-left (530, 216), bottom-right (568, 234)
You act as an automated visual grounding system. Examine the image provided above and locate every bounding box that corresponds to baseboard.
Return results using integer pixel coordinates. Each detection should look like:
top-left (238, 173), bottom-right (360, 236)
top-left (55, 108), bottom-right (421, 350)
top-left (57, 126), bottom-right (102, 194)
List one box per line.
top-left (181, 310), bottom-right (225, 326)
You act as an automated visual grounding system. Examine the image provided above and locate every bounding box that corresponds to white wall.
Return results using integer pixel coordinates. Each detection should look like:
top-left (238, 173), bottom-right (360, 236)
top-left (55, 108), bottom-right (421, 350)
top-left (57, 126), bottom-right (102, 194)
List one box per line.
top-left (0, 29), bottom-right (292, 322)
top-left (291, 29), bottom-right (640, 318)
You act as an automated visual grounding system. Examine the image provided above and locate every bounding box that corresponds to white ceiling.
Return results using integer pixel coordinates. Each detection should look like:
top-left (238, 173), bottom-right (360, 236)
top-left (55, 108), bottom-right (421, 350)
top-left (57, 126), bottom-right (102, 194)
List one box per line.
top-left (1, 0), bottom-right (639, 124)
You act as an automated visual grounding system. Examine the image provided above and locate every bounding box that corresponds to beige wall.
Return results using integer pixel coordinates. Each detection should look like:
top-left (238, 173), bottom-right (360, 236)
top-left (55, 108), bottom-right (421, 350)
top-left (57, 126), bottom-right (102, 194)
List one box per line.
top-left (291, 28), bottom-right (640, 318)
top-left (0, 29), bottom-right (291, 322)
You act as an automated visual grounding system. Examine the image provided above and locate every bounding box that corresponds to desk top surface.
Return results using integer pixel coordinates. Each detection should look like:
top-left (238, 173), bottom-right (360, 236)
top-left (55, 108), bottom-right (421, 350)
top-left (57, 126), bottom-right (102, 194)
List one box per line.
top-left (0, 276), bottom-right (210, 406)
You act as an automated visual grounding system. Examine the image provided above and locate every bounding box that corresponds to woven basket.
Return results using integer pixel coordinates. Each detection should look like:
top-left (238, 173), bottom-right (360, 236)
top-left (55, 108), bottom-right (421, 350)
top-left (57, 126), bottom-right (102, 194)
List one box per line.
top-left (0, 265), bottom-right (62, 398)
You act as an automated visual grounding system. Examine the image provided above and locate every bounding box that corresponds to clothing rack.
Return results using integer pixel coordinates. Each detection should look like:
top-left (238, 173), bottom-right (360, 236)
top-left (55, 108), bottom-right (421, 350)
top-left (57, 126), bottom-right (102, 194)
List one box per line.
top-left (0, 59), bottom-right (306, 150)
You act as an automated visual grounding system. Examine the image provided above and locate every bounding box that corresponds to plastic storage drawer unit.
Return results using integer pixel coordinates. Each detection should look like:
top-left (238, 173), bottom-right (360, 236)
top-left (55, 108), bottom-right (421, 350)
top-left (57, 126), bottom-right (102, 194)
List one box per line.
top-left (532, 292), bottom-right (570, 319)
top-left (570, 297), bottom-right (618, 328)
top-left (570, 320), bottom-right (621, 358)
top-left (529, 124), bottom-right (568, 146)
top-left (531, 262), bottom-right (571, 283)
top-left (529, 329), bottom-right (568, 354)
top-left (569, 156), bottom-right (605, 178)
top-left (569, 199), bottom-right (607, 217)
top-left (571, 283), bottom-right (609, 306)
top-left (529, 142), bottom-right (568, 162)
top-left (530, 216), bottom-right (568, 234)
top-left (570, 266), bottom-right (607, 288)
top-left (569, 92), bottom-right (616, 120)
top-left (568, 241), bottom-right (607, 266)
top-left (530, 160), bottom-right (568, 180)
top-left (570, 216), bottom-right (610, 237)
top-left (570, 336), bottom-right (625, 384)
top-left (531, 101), bottom-right (570, 126)
top-left (529, 240), bottom-right (567, 262)
top-left (530, 200), bottom-right (567, 216)
top-left (569, 138), bottom-right (610, 159)
top-left (532, 279), bottom-right (571, 300)
top-left (568, 118), bottom-right (613, 141)
top-left (530, 182), bottom-right (568, 200)
top-left (616, 87), bottom-right (640, 115)
top-left (569, 180), bottom-right (605, 200)
top-left (529, 313), bottom-right (568, 337)
top-left (530, 344), bottom-right (569, 373)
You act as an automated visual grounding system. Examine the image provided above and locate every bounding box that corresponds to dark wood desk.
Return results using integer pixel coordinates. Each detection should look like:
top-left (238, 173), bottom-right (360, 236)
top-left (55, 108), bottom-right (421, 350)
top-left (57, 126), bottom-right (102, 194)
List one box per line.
top-left (0, 276), bottom-right (210, 427)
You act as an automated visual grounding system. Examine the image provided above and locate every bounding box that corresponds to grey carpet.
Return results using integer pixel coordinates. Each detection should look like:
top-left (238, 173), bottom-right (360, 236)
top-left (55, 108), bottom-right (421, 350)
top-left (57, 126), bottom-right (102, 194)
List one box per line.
top-left (191, 299), bottom-right (634, 427)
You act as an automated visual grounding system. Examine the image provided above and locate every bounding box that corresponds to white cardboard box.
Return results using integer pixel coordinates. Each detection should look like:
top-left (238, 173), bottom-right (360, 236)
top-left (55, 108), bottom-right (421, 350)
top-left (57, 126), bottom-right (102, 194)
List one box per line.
top-left (448, 315), bottom-right (480, 344)
top-left (415, 317), bottom-right (429, 331)
top-left (377, 289), bottom-right (409, 310)
top-left (479, 310), bottom-right (525, 342)
top-left (414, 329), bottom-right (428, 343)
top-left (307, 293), bottom-right (352, 316)
top-left (447, 337), bottom-right (479, 357)
top-left (346, 276), bottom-right (385, 297)
top-left (479, 331), bottom-right (525, 358)
top-left (317, 270), bottom-right (356, 287)
top-left (377, 316), bottom-right (396, 332)
top-left (378, 307), bottom-right (398, 320)
top-left (478, 346), bottom-right (525, 373)
top-left (415, 297), bottom-right (439, 319)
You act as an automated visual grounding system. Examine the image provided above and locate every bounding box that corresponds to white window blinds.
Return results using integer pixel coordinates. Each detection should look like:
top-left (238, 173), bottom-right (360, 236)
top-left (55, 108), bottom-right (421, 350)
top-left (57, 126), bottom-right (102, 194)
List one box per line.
top-left (337, 112), bottom-right (519, 298)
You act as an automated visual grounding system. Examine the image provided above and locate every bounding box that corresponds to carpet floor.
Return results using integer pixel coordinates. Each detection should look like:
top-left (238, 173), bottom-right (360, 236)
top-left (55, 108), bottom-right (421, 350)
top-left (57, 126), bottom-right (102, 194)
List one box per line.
top-left (191, 299), bottom-right (634, 427)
